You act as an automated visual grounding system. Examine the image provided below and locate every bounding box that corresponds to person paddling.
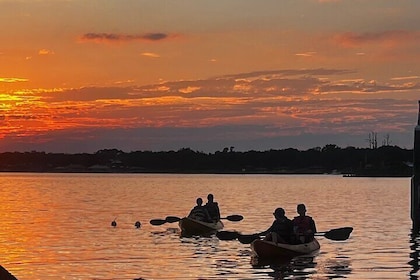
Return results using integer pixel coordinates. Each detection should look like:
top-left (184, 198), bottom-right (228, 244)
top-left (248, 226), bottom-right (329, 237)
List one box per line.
top-left (205, 194), bottom-right (221, 222)
top-left (188, 197), bottom-right (212, 222)
top-left (292, 203), bottom-right (317, 243)
top-left (260, 207), bottom-right (293, 244)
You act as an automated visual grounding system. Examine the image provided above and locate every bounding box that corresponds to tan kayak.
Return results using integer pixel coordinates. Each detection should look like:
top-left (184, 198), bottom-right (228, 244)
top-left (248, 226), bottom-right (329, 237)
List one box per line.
top-left (179, 217), bottom-right (224, 235)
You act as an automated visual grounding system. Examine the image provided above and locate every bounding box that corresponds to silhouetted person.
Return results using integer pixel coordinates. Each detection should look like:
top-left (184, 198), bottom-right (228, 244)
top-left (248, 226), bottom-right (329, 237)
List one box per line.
top-left (261, 207), bottom-right (293, 244)
top-left (293, 203), bottom-right (317, 243)
top-left (205, 193), bottom-right (221, 222)
top-left (188, 197), bottom-right (212, 222)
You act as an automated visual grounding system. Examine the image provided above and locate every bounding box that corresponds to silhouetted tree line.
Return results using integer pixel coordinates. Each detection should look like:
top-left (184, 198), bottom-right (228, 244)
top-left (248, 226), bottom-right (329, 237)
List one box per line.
top-left (0, 144), bottom-right (413, 176)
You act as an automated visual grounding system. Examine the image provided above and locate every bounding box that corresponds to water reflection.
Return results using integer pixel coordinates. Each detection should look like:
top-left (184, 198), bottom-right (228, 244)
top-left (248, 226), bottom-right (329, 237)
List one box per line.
top-left (251, 255), bottom-right (317, 279)
top-left (180, 233), bottom-right (246, 279)
top-left (410, 228), bottom-right (420, 279)
top-left (180, 230), bottom-right (217, 238)
top-left (251, 252), bottom-right (352, 279)
top-left (322, 256), bottom-right (352, 279)
top-left (0, 174), bottom-right (411, 279)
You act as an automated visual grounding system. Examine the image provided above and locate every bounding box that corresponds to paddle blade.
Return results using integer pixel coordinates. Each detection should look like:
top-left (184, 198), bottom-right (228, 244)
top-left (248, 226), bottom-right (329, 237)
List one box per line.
top-left (225, 215), bottom-right (244, 222)
top-left (150, 219), bottom-right (166, 226)
top-left (165, 216), bottom-right (181, 223)
top-left (216, 231), bottom-right (240, 241)
top-left (324, 227), bottom-right (353, 241)
top-left (238, 234), bottom-right (261, 244)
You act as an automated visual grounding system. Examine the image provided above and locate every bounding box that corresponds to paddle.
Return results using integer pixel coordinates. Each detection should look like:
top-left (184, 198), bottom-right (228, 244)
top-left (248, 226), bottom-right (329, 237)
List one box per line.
top-left (149, 214), bottom-right (244, 226)
top-left (315, 226), bottom-right (353, 241)
top-left (165, 216), bottom-right (181, 223)
top-left (216, 231), bottom-right (262, 244)
top-left (221, 215), bottom-right (244, 221)
top-left (148, 216), bottom-right (183, 226)
top-left (216, 227), bottom-right (353, 244)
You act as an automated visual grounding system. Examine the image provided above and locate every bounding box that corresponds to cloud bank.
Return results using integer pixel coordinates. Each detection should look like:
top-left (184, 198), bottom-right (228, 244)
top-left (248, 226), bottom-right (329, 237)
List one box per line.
top-left (1, 68), bottom-right (418, 153)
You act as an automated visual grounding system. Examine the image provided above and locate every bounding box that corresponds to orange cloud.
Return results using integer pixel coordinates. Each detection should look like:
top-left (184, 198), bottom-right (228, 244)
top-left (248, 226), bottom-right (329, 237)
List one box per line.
top-left (0, 70), bottom-right (418, 153)
top-left (295, 52), bottom-right (317, 57)
top-left (391, 76), bottom-right (420, 81)
top-left (141, 52), bottom-right (160, 58)
top-left (0, 77), bottom-right (28, 83)
top-left (38, 49), bottom-right (55, 55)
top-left (178, 86), bottom-right (201, 94)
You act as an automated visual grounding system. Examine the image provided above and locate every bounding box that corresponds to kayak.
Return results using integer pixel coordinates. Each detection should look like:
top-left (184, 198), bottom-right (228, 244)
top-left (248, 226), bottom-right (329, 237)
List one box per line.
top-left (179, 217), bottom-right (224, 235)
top-left (251, 238), bottom-right (320, 259)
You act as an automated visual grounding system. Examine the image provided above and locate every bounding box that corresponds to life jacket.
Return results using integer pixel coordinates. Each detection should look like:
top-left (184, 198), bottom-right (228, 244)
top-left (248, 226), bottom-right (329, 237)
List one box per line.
top-left (205, 202), bottom-right (220, 221)
top-left (188, 206), bottom-right (208, 221)
top-left (270, 219), bottom-right (293, 238)
top-left (293, 216), bottom-right (313, 234)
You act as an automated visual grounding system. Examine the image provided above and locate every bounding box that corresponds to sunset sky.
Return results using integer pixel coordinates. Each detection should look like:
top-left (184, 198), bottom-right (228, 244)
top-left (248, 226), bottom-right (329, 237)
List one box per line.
top-left (1, 0), bottom-right (420, 153)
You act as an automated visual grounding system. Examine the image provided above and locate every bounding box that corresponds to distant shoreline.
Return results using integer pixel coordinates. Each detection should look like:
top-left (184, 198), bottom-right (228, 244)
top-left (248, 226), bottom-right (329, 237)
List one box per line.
top-left (0, 170), bottom-right (411, 178)
top-left (0, 145), bottom-right (413, 177)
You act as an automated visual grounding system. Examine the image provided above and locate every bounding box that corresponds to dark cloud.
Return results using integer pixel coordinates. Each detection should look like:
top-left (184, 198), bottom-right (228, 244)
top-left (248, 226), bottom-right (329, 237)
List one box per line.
top-left (42, 87), bottom-right (133, 102)
top-left (319, 80), bottom-right (420, 94)
top-left (17, 68), bottom-right (418, 154)
top-left (142, 33), bottom-right (168, 40)
top-left (80, 32), bottom-right (171, 43)
top-left (214, 69), bottom-right (355, 80)
top-left (335, 30), bottom-right (420, 47)
top-left (0, 124), bottom-right (414, 154)
top-left (132, 69), bottom-right (355, 99)
top-left (40, 68), bottom-right (420, 103)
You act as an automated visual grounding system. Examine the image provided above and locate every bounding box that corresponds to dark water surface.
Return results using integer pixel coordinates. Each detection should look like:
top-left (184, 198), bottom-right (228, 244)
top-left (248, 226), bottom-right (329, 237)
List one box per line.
top-left (0, 173), bottom-right (417, 279)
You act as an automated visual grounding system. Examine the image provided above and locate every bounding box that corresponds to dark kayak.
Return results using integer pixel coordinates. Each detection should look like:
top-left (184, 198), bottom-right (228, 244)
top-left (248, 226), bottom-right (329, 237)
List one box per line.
top-left (251, 238), bottom-right (320, 259)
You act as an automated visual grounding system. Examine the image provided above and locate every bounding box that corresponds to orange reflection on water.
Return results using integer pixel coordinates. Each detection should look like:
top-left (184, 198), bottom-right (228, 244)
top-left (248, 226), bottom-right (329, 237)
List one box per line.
top-left (0, 173), bottom-right (413, 280)
top-left (0, 175), bottom-right (58, 268)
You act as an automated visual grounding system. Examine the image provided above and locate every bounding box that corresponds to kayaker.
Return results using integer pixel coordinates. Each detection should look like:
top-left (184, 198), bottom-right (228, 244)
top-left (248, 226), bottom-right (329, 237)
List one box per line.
top-left (188, 197), bottom-right (212, 222)
top-left (292, 203), bottom-right (317, 243)
top-left (205, 193), bottom-right (221, 222)
top-left (260, 207), bottom-right (293, 244)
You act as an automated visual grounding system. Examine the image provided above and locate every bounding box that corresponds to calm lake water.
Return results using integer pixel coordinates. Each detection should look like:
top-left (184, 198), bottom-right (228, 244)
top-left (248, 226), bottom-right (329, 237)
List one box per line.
top-left (0, 173), bottom-right (417, 280)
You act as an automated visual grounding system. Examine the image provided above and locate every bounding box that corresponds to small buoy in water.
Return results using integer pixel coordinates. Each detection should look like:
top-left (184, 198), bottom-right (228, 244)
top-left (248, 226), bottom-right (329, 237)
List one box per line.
top-left (135, 221), bottom-right (141, 228)
top-left (111, 220), bottom-right (117, 227)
